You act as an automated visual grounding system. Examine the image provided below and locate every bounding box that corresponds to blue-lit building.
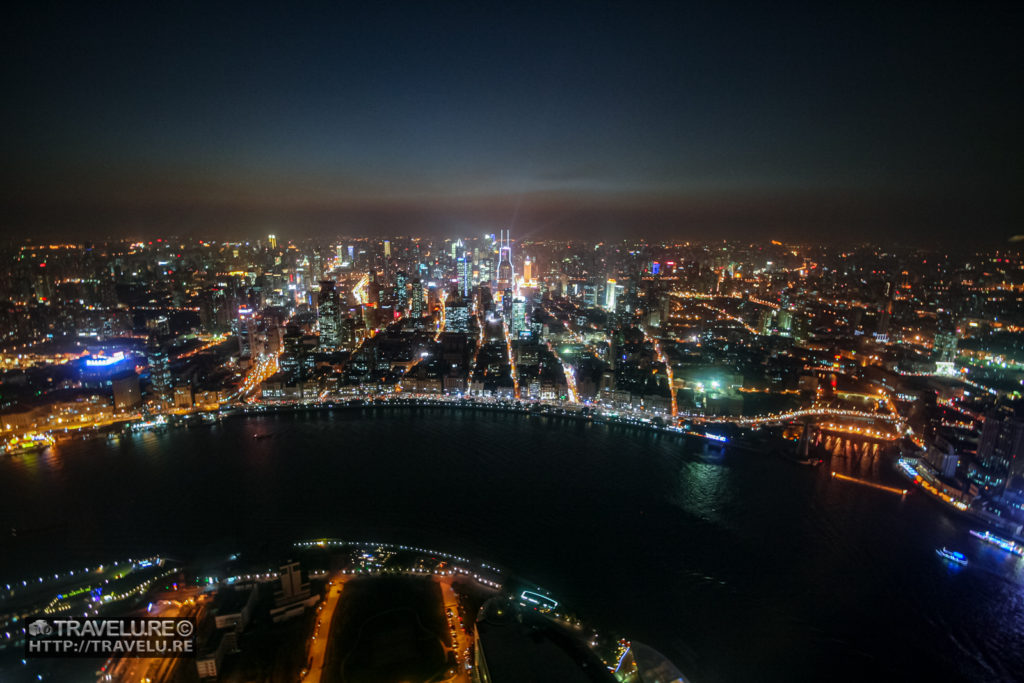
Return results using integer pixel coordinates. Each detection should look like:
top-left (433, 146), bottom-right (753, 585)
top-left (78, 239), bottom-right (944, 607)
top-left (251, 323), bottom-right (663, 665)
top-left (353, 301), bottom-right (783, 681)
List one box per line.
top-left (78, 351), bottom-right (136, 387)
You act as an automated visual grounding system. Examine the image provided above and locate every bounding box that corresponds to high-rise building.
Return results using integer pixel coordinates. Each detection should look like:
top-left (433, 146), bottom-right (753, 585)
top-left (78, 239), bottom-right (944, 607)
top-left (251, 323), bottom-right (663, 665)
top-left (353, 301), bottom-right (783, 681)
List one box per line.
top-left (410, 279), bottom-right (425, 317)
top-left (876, 281), bottom-right (895, 338)
top-left (270, 561), bottom-right (314, 623)
top-left (382, 240), bottom-right (392, 283)
top-left (276, 561), bottom-right (309, 603)
top-left (502, 289), bottom-right (513, 320)
top-left (457, 255), bottom-right (471, 297)
top-left (496, 229), bottom-right (514, 292)
top-left (522, 256), bottom-right (533, 285)
top-left (317, 280), bottom-right (341, 349)
top-left (933, 328), bottom-right (959, 368)
top-left (279, 324), bottom-right (314, 381)
top-left (973, 408), bottom-right (1024, 490)
top-left (234, 306), bottom-right (255, 355)
top-left (604, 278), bottom-right (617, 311)
top-left (777, 309), bottom-right (793, 332)
top-left (267, 234), bottom-right (277, 250)
top-left (933, 331), bottom-right (958, 362)
top-left (147, 338), bottom-right (172, 402)
top-left (394, 271), bottom-right (409, 311)
top-left (511, 297), bottom-right (527, 337)
top-left (933, 328), bottom-right (959, 376)
top-left (792, 314), bottom-right (811, 342)
top-left (446, 298), bottom-right (470, 333)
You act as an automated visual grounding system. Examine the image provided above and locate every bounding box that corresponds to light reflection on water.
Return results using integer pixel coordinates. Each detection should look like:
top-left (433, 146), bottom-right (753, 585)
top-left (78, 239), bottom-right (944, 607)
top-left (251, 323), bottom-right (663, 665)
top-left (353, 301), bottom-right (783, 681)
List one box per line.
top-left (0, 407), bottom-right (1022, 683)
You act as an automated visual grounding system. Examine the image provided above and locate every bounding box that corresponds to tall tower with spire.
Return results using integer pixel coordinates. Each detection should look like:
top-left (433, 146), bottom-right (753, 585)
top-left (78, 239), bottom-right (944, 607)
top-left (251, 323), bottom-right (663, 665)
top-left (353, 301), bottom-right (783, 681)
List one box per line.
top-left (496, 229), bottom-right (514, 292)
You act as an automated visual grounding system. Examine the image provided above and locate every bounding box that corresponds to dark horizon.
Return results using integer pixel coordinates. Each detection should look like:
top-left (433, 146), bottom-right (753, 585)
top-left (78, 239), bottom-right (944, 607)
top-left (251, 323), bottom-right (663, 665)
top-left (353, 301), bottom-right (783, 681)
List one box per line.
top-left (2, 1), bottom-right (1021, 243)
top-left (5, 196), bottom-right (1023, 248)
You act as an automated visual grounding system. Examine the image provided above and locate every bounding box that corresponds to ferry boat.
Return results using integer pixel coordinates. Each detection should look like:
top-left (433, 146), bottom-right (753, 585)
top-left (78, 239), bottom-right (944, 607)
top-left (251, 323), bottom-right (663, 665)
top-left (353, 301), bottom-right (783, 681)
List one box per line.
top-left (936, 547), bottom-right (968, 566)
top-left (130, 416), bottom-right (168, 433)
top-left (4, 433), bottom-right (55, 455)
top-left (969, 530), bottom-right (1024, 557)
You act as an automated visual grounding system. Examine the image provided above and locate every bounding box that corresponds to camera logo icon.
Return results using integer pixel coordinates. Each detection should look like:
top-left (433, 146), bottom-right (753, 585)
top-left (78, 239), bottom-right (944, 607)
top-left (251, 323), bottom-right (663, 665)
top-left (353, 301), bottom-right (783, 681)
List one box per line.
top-left (28, 619), bottom-right (52, 636)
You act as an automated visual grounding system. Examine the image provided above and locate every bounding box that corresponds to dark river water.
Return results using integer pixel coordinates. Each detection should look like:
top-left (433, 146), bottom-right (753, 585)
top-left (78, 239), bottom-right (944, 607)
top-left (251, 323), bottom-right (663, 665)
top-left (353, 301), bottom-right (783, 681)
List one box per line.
top-left (2, 407), bottom-right (1023, 682)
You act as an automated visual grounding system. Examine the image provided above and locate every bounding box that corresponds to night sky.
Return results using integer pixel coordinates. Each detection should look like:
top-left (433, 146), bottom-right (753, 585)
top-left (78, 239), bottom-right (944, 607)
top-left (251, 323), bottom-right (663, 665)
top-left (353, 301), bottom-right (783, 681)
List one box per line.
top-left (2, 1), bottom-right (1021, 243)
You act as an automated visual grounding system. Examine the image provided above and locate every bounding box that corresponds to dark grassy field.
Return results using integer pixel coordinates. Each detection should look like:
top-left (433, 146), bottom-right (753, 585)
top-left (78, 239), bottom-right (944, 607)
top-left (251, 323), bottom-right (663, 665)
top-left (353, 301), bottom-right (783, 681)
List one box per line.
top-left (325, 576), bottom-right (449, 683)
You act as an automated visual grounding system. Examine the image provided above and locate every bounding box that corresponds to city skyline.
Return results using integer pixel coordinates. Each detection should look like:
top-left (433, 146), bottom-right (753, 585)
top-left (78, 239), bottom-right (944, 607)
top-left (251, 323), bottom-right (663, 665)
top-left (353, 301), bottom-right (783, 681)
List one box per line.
top-left (2, 2), bottom-right (1024, 681)
top-left (1, 231), bottom-right (1023, 681)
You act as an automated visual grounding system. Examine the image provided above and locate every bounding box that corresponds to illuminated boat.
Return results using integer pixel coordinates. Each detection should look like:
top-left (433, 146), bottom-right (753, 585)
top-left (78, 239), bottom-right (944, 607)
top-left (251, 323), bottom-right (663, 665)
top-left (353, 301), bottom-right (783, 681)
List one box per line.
top-left (4, 433), bottom-right (55, 455)
top-left (130, 416), bottom-right (168, 432)
top-left (969, 530), bottom-right (1024, 556)
top-left (936, 547), bottom-right (968, 566)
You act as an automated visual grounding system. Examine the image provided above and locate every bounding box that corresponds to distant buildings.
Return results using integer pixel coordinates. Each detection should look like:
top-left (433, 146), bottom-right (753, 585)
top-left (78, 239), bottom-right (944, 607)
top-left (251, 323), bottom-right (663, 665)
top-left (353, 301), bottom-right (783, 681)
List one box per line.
top-left (3, 235), bottom-right (1024, 513)
top-left (973, 407), bottom-right (1024, 491)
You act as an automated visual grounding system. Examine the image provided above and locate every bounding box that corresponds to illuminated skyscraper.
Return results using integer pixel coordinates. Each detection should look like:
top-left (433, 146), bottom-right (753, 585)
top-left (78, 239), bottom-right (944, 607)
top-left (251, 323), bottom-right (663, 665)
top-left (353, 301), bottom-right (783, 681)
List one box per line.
top-left (267, 234), bottom-right (278, 250)
top-left (933, 326), bottom-right (959, 374)
top-left (496, 230), bottom-right (514, 292)
top-left (410, 279), bottom-right (425, 317)
top-left (777, 309), bottom-right (793, 332)
top-left (280, 324), bottom-right (314, 380)
top-left (604, 278), bottom-right (617, 311)
top-left (511, 297), bottom-right (527, 337)
top-left (458, 255), bottom-right (471, 297)
top-left (147, 336), bottom-right (171, 402)
top-left (447, 298), bottom-right (470, 332)
top-left (394, 270), bottom-right (409, 311)
top-left (234, 305), bottom-right (255, 355)
top-left (317, 280), bottom-right (341, 349)
top-left (973, 408), bottom-right (1024, 491)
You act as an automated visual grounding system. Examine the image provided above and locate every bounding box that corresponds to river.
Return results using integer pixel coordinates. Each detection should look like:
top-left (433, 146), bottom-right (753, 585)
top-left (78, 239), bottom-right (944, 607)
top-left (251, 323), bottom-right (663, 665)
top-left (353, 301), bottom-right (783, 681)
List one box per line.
top-left (1, 407), bottom-right (1022, 682)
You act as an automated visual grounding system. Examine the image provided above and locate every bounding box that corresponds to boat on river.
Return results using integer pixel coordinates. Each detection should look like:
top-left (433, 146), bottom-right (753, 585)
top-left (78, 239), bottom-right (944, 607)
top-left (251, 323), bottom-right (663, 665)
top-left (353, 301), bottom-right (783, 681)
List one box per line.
top-left (936, 547), bottom-right (968, 566)
top-left (3, 433), bottom-right (55, 455)
top-left (969, 530), bottom-right (1024, 557)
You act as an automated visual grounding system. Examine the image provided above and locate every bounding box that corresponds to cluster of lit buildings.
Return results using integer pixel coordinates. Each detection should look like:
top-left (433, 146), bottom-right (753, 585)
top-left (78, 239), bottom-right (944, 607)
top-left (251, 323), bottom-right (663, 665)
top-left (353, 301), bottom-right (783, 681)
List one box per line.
top-left (1, 236), bottom-right (1023, 527)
